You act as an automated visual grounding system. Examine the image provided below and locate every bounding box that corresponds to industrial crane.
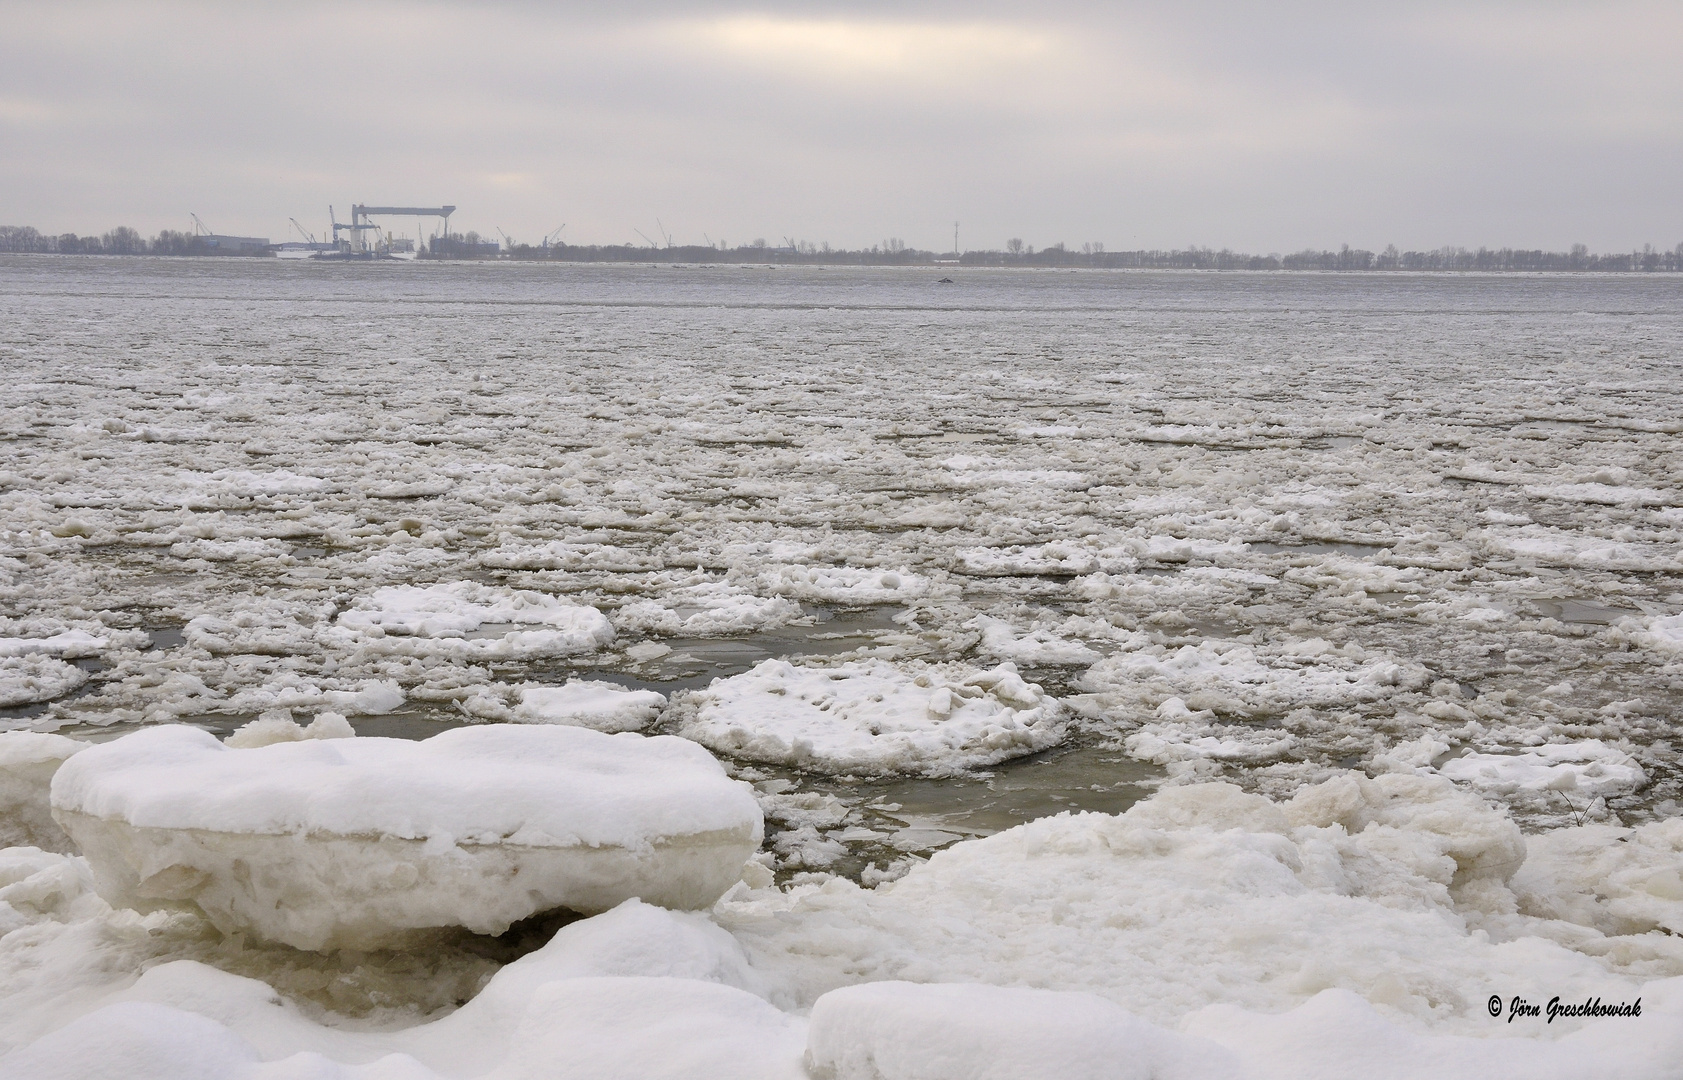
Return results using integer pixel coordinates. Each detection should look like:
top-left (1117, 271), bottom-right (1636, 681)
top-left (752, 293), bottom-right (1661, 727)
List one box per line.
top-left (328, 205), bottom-right (456, 254)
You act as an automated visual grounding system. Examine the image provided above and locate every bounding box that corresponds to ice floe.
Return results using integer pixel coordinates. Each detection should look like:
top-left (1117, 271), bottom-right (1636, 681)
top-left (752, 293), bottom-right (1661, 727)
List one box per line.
top-left (0, 655), bottom-right (87, 709)
top-left (513, 681), bottom-right (667, 732)
top-left (224, 711), bottom-right (356, 749)
top-left (1632, 613), bottom-right (1683, 654)
top-left (1438, 741), bottom-right (1647, 799)
top-left (759, 564), bottom-right (928, 605)
top-left (330, 583), bottom-right (615, 660)
top-left (51, 725), bottom-right (762, 949)
top-left (612, 574), bottom-right (802, 637)
top-left (1124, 698), bottom-right (1298, 768)
top-left (1084, 639), bottom-right (1427, 721)
top-left (0, 899), bottom-right (806, 1080)
top-left (966, 615), bottom-right (1103, 666)
top-left (0, 631), bottom-right (108, 659)
top-left (680, 659), bottom-right (1065, 776)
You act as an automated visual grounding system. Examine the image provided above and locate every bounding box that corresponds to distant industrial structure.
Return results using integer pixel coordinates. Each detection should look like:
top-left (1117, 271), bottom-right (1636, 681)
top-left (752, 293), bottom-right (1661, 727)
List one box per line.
top-left (186, 214), bottom-right (269, 255)
top-left (318, 204), bottom-right (455, 259)
top-left (199, 234), bottom-right (271, 254)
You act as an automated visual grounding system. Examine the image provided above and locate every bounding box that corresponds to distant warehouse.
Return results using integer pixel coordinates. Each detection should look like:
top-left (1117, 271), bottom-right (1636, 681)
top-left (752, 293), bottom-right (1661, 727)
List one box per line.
top-left (200, 235), bottom-right (271, 255)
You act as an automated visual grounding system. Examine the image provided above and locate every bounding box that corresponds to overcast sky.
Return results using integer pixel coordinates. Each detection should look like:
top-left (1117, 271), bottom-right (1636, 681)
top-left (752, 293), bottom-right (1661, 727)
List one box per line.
top-left (3, 1), bottom-right (1679, 252)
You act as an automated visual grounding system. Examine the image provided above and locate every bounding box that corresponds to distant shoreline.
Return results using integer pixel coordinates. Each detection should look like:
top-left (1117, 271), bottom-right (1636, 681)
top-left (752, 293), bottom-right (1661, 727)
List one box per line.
top-left (2, 225), bottom-right (1680, 272)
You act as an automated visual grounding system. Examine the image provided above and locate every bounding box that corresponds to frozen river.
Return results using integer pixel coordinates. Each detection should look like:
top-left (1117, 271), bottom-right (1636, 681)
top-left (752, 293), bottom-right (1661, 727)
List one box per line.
top-left (1, 256), bottom-right (1681, 1076)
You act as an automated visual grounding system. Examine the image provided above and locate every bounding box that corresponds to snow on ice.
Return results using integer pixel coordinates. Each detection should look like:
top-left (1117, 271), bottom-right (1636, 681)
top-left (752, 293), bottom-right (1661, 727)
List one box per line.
top-left (50, 724), bottom-right (762, 949)
top-left (512, 681), bottom-right (667, 732)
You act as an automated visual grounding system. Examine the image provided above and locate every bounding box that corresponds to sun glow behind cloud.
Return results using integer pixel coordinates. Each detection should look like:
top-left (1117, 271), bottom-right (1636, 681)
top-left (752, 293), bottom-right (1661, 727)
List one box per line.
top-left (671, 16), bottom-right (1059, 81)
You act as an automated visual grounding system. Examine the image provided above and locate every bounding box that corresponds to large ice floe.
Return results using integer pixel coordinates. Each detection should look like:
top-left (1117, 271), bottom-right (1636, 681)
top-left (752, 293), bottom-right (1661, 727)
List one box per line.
top-left (679, 659), bottom-right (1065, 776)
top-left (327, 583), bottom-right (616, 660)
top-left (48, 724), bottom-right (762, 950)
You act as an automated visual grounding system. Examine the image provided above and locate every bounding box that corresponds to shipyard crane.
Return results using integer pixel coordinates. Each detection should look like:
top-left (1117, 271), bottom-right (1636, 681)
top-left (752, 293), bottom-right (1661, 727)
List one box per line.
top-left (542, 225), bottom-right (566, 248)
top-left (495, 227), bottom-right (515, 250)
top-left (189, 213), bottom-right (213, 236)
top-left (290, 218), bottom-right (318, 245)
top-left (333, 205), bottom-right (455, 254)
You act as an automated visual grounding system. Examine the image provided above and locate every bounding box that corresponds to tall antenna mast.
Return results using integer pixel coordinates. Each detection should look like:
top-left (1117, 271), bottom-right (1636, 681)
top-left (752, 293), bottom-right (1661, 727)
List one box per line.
top-left (954, 221), bottom-right (959, 255)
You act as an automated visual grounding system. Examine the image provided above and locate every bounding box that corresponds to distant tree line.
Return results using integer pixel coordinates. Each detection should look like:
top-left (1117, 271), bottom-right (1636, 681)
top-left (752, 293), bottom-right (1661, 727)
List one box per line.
top-left (483, 237), bottom-right (1683, 272)
top-left (423, 231), bottom-right (502, 258)
top-left (961, 241), bottom-right (1683, 272)
top-left (6, 222), bottom-right (1682, 271)
top-left (495, 236), bottom-right (933, 265)
top-left (0, 225), bottom-right (270, 256)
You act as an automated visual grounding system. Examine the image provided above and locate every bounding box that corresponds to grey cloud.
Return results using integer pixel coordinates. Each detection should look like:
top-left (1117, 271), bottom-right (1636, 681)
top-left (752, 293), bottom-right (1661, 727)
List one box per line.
top-left (1, 1), bottom-right (1678, 251)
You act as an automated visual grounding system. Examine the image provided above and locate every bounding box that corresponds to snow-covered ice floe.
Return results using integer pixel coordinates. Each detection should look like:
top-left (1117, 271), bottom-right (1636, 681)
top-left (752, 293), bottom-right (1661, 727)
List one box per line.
top-left (0, 630), bottom-right (108, 659)
top-left (0, 655), bottom-right (86, 709)
top-left (513, 680), bottom-right (667, 732)
top-left (807, 977), bottom-right (1681, 1080)
top-left (1632, 613), bottom-right (1683, 654)
top-left (758, 564), bottom-right (929, 605)
top-left (613, 574), bottom-right (803, 637)
top-left (679, 659), bottom-right (1065, 776)
top-left (328, 583), bottom-right (615, 660)
top-left (1438, 740), bottom-right (1647, 798)
top-left (49, 724), bottom-right (762, 950)
top-left (0, 624), bottom-right (113, 711)
top-left (1083, 638), bottom-right (1427, 721)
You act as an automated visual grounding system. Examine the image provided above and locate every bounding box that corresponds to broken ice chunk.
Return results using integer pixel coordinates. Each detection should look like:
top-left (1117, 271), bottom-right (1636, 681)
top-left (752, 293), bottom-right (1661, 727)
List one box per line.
top-left (50, 724), bottom-right (762, 951)
top-left (514, 681), bottom-right (668, 733)
top-left (0, 629), bottom-right (109, 658)
top-left (1437, 740), bottom-right (1646, 798)
top-left (329, 582), bottom-right (614, 659)
top-left (761, 564), bottom-right (929, 604)
top-left (681, 659), bottom-right (1065, 776)
top-left (224, 710), bottom-right (356, 748)
top-left (0, 654), bottom-right (87, 708)
top-left (0, 731), bottom-right (88, 851)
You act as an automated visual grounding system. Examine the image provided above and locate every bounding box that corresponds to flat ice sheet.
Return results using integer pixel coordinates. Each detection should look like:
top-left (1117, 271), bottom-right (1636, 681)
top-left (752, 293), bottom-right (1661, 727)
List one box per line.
top-left (52, 724), bottom-right (754, 850)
